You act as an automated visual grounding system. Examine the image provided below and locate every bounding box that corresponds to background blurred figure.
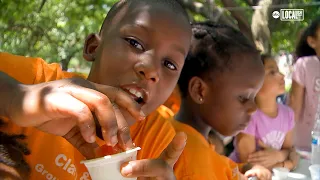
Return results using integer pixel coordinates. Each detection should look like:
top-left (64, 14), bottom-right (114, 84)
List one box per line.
top-left (275, 52), bottom-right (294, 104)
top-left (230, 54), bottom-right (298, 170)
top-left (289, 17), bottom-right (320, 152)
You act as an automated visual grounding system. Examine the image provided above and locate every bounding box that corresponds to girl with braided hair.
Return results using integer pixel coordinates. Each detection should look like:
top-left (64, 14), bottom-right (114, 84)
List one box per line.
top-left (162, 21), bottom-right (271, 179)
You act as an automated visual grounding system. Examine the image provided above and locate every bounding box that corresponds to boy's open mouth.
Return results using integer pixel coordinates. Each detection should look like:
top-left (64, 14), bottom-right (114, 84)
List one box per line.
top-left (121, 85), bottom-right (148, 105)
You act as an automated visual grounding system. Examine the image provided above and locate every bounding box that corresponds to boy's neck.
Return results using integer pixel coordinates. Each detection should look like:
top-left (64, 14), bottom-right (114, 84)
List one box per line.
top-left (256, 95), bottom-right (278, 118)
top-left (175, 98), bottom-right (211, 139)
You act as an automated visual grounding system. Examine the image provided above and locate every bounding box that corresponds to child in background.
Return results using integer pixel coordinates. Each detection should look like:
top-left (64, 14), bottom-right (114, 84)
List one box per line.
top-left (289, 17), bottom-right (320, 151)
top-left (0, 0), bottom-right (192, 179)
top-left (165, 21), bottom-right (271, 179)
top-left (229, 55), bottom-right (299, 170)
top-left (0, 119), bottom-right (30, 180)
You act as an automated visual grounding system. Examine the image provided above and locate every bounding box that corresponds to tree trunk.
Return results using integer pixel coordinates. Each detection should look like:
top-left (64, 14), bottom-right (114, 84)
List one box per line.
top-left (60, 53), bottom-right (76, 71)
top-left (251, 0), bottom-right (289, 54)
top-left (60, 58), bottom-right (71, 71)
top-left (251, 0), bottom-right (272, 53)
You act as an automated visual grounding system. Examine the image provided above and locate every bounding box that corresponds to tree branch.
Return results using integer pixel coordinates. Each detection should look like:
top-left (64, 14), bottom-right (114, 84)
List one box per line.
top-left (177, 0), bottom-right (238, 29)
top-left (220, 0), bottom-right (253, 42)
top-left (7, 24), bottom-right (55, 44)
top-left (38, 0), bottom-right (47, 12)
top-left (243, 0), bottom-right (254, 6)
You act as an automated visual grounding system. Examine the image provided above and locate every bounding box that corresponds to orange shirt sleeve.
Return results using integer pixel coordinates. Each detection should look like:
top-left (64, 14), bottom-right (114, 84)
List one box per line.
top-left (0, 52), bottom-right (39, 84)
top-left (0, 52), bottom-right (83, 84)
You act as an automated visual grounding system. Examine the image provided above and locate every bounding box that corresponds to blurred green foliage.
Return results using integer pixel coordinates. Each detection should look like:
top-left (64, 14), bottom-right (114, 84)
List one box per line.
top-left (270, 0), bottom-right (320, 54)
top-left (0, 0), bottom-right (118, 73)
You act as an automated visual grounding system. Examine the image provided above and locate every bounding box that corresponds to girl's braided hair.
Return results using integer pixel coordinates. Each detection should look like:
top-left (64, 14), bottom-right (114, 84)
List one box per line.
top-left (178, 21), bottom-right (260, 97)
top-left (0, 119), bottom-right (31, 178)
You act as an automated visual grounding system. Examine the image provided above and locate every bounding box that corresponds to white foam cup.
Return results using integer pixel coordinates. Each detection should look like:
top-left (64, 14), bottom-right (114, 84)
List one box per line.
top-left (272, 167), bottom-right (289, 180)
top-left (309, 164), bottom-right (320, 180)
top-left (81, 147), bottom-right (141, 180)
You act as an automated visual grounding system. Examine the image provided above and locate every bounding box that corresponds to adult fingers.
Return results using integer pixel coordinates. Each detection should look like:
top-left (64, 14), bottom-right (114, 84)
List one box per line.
top-left (159, 132), bottom-right (187, 167)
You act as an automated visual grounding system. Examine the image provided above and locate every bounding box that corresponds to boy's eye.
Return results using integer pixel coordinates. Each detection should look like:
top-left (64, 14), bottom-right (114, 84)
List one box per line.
top-left (238, 96), bottom-right (249, 104)
top-left (164, 60), bottom-right (177, 70)
top-left (125, 38), bottom-right (144, 51)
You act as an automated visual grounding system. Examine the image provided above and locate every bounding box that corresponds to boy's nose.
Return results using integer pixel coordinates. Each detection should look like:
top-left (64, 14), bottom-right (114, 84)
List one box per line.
top-left (134, 61), bottom-right (159, 83)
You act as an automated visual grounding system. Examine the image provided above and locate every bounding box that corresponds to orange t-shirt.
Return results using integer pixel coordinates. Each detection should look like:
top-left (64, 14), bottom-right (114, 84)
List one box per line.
top-left (159, 107), bottom-right (240, 180)
top-left (0, 53), bottom-right (175, 180)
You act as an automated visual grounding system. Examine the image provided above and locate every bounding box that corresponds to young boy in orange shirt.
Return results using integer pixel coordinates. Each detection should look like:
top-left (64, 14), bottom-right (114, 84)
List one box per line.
top-left (167, 22), bottom-right (272, 179)
top-left (0, 0), bottom-right (192, 179)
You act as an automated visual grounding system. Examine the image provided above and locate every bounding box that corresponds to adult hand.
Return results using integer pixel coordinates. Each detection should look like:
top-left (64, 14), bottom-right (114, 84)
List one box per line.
top-left (120, 132), bottom-right (187, 180)
top-left (245, 165), bottom-right (272, 180)
top-left (6, 77), bottom-right (145, 153)
top-left (248, 140), bottom-right (281, 168)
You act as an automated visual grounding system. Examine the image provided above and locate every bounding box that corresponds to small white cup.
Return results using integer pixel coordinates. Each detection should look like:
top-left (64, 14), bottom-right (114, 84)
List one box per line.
top-left (309, 164), bottom-right (320, 180)
top-left (272, 167), bottom-right (289, 180)
top-left (81, 147), bottom-right (141, 180)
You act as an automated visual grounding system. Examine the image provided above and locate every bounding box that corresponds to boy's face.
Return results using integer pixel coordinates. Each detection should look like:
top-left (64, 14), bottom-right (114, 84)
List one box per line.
top-left (201, 53), bottom-right (264, 136)
top-left (85, 4), bottom-right (191, 123)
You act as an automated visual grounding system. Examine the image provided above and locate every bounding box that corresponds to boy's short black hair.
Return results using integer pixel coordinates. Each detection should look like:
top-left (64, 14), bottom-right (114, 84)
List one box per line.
top-left (178, 21), bottom-right (259, 97)
top-left (99, 0), bottom-right (189, 35)
top-left (0, 120), bottom-right (30, 179)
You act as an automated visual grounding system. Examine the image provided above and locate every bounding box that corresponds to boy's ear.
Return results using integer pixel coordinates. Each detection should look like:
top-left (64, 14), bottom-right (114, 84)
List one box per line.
top-left (188, 77), bottom-right (206, 104)
top-left (307, 36), bottom-right (316, 49)
top-left (83, 33), bottom-right (101, 62)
